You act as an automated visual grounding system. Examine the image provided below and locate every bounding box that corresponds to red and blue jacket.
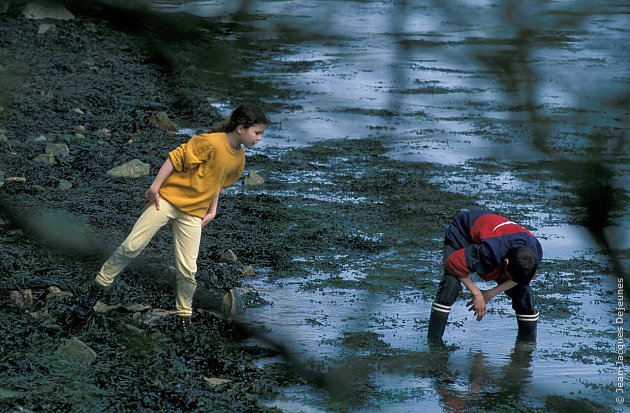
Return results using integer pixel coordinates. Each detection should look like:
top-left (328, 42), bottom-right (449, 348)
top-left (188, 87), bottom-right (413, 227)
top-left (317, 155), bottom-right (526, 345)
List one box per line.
top-left (443, 209), bottom-right (543, 281)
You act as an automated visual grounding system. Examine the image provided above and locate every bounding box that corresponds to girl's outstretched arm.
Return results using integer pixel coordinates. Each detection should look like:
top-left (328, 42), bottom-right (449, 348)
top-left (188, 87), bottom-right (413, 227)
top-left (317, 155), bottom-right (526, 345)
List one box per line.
top-left (145, 158), bottom-right (174, 209)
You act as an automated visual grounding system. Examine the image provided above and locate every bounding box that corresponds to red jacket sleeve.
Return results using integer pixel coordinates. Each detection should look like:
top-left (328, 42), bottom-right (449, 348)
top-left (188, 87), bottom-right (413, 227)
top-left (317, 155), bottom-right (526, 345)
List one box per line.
top-left (444, 248), bottom-right (471, 278)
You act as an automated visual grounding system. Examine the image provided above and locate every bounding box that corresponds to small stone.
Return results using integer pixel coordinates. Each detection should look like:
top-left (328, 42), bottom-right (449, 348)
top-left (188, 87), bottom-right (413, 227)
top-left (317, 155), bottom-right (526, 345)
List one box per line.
top-left (4, 177), bottom-right (26, 184)
top-left (45, 143), bottom-right (69, 156)
top-left (9, 290), bottom-right (33, 308)
top-left (203, 377), bottom-right (230, 387)
top-left (74, 133), bottom-right (86, 139)
top-left (240, 266), bottom-right (256, 276)
top-left (33, 153), bottom-right (55, 164)
top-left (123, 323), bottom-right (146, 335)
top-left (95, 128), bottom-right (111, 138)
top-left (149, 111), bottom-right (178, 132)
top-left (244, 171), bottom-right (264, 186)
top-left (37, 23), bottom-right (55, 34)
top-left (122, 303), bottom-right (151, 313)
top-left (23, 2), bottom-right (75, 20)
top-left (106, 159), bottom-right (150, 178)
top-left (93, 302), bottom-right (121, 313)
top-left (48, 286), bottom-right (62, 293)
top-left (220, 249), bottom-right (238, 263)
top-left (46, 291), bottom-right (73, 301)
top-left (54, 338), bottom-right (97, 365)
top-left (28, 135), bottom-right (47, 143)
top-left (137, 309), bottom-right (176, 325)
top-left (0, 134), bottom-right (7, 142)
top-left (74, 125), bottom-right (85, 133)
top-left (221, 288), bottom-right (245, 316)
top-left (58, 179), bottom-right (72, 191)
top-left (73, 108), bottom-right (85, 115)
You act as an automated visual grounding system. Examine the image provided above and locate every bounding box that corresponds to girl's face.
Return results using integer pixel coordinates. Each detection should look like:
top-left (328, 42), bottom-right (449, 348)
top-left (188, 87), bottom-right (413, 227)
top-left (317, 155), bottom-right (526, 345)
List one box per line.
top-left (238, 123), bottom-right (266, 148)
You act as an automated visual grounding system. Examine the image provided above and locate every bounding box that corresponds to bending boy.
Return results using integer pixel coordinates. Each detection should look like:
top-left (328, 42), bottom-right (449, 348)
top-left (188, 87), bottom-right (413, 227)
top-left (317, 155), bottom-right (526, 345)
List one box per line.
top-left (427, 208), bottom-right (543, 342)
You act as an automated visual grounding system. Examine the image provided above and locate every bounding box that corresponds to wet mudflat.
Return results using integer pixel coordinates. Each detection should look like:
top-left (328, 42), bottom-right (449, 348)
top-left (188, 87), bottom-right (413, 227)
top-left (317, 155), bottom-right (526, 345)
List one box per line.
top-left (1, 1), bottom-right (629, 412)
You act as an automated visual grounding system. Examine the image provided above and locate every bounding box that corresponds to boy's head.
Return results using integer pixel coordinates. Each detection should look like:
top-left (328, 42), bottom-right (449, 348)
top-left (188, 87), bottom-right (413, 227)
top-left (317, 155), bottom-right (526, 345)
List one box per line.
top-left (505, 246), bottom-right (538, 285)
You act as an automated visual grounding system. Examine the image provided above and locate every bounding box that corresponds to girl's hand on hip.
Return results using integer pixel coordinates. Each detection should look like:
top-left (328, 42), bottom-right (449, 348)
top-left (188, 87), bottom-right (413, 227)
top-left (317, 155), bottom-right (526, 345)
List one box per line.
top-left (144, 188), bottom-right (160, 209)
top-left (201, 211), bottom-right (216, 227)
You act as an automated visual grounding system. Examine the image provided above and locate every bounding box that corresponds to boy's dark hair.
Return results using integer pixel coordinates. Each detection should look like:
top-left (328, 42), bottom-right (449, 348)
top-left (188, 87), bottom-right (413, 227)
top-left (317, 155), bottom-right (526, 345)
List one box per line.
top-left (222, 104), bottom-right (269, 132)
top-left (505, 246), bottom-right (538, 285)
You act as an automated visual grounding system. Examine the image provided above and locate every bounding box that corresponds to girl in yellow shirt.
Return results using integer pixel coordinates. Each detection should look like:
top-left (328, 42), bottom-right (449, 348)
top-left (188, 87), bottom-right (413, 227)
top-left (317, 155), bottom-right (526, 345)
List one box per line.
top-left (74, 104), bottom-right (269, 331)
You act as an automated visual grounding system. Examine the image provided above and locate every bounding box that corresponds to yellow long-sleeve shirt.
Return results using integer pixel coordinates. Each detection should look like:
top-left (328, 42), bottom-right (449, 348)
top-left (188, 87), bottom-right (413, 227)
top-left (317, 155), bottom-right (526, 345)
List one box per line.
top-left (159, 133), bottom-right (245, 218)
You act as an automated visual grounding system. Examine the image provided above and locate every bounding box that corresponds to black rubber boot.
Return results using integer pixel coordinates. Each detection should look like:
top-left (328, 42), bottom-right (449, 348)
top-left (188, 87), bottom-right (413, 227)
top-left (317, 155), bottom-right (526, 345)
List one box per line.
top-left (516, 312), bottom-right (539, 342)
top-left (174, 316), bottom-right (192, 334)
top-left (427, 303), bottom-right (451, 343)
top-left (73, 284), bottom-right (106, 318)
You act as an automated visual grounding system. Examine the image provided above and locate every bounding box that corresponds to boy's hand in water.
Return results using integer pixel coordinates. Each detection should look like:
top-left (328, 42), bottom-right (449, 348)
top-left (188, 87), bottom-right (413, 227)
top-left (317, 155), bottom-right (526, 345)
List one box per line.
top-left (466, 292), bottom-right (487, 321)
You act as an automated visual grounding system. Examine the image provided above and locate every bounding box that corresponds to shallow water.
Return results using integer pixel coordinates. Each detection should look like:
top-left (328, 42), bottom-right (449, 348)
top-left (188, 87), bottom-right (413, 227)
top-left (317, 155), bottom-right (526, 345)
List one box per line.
top-left (153, 1), bottom-right (629, 411)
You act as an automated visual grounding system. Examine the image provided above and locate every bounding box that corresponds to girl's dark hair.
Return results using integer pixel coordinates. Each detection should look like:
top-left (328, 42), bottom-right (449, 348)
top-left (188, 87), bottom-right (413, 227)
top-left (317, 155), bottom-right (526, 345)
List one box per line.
top-left (505, 246), bottom-right (538, 285)
top-left (212, 104), bottom-right (269, 132)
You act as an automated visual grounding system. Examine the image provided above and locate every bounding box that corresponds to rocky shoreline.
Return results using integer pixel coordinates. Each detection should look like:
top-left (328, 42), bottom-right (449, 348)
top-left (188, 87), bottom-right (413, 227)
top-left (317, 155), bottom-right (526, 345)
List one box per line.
top-left (0, 3), bottom-right (303, 412)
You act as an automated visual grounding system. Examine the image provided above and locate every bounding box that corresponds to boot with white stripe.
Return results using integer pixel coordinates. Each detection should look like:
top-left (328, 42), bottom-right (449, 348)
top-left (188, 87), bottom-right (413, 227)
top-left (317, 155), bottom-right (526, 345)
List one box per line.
top-left (427, 302), bottom-right (451, 342)
top-left (516, 312), bottom-right (539, 342)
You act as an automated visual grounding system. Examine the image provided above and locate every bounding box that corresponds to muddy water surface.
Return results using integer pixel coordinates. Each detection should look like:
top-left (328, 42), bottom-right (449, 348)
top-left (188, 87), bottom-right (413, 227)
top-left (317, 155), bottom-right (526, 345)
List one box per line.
top-left (151, 1), bottom-right (630, 411)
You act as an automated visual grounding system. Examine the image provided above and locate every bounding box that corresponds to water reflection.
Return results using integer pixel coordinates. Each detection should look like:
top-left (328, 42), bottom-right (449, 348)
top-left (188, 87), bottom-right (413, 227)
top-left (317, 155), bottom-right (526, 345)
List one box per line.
top-left (432, 338), bottom-right (535, 412)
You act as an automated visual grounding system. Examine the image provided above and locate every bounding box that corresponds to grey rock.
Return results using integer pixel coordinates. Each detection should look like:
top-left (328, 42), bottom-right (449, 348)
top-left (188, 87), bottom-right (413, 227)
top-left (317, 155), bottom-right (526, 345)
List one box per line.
top-left (136, 309), bottom-right (176, 325)
top-left (46, 291), bottom-right (73, 301)
top-left (9, 289), bottom-right (33, 308)
top-left (4, 176), bottom-right (26, 184)
top-left (220, 249), bottom-right (239, 263)
top-left (244, 171), bottom-right (264, 186)
top-left (37, 23), bottom-right (55, 35)
top-left (203, 377), bottom-right (230, 387)
top-left (93, 302), bottom-right (121, 313)
top-left (45, 143), bottom-right (69, 156)
top-left (94, 128), bottom-right (111, 138)
top-left (221, 288), bottom-right (245, 317)
top-left (33, 153), bottom-right (55, 164)
top-left (106, 159), bottom-right (150, 178)
top-left (240, 265), bottom-right (256, 276)
top-left (27, 135), bottom-right (47, 143)
top-left (54, 337), bottom-right (97, 365)
top-left (149, 111), bottom-right (178, 132)
top-left (4, 177), bottom-right (26, 184)
top-left (58, 179), bottom-right (72, 191)
top-left (122, 303), bottom-right (152, 313)
top-left (23, 2), bottom-right (74, 20)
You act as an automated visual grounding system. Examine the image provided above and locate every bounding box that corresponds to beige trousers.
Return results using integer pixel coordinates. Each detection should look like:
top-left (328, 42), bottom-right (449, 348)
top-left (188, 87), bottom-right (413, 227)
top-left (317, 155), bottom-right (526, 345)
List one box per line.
top-left (95, 199), bottom-right (202, 318)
